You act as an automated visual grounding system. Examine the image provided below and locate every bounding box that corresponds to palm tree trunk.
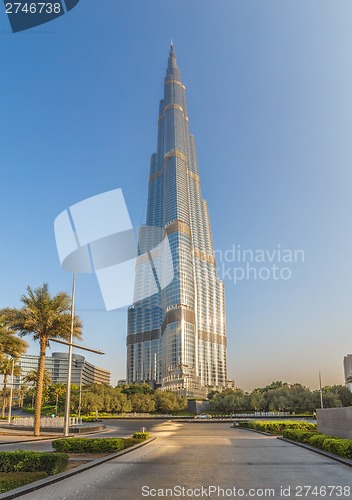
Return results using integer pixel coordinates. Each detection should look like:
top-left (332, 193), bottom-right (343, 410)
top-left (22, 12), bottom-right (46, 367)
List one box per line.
top-left (34, 339), bottom-right (47, 436)
top-left (1, 373), bottom-right (8, 418)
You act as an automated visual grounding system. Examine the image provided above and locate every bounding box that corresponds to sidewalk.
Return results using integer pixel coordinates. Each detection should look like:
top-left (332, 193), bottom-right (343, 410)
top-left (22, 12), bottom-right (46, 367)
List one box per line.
top-left (0, 437), bottom-right (156, 500)
top-left (0, 423), bottom-right (104, 445)
top-left (0, 426), bottom-right (63, 445)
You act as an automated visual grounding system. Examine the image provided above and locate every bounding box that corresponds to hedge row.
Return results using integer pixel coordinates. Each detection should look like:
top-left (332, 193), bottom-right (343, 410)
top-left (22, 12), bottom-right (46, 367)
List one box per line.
top-left (238, 420), bottom-right (316, 434)
top-left (282, 429), bottom-right (352, 459)
top-left (0, 472), bottom-right (48, 494)
top-left (0, 451), bottom-right (68, 475)
top-left (132, 432), bottom-right (150, 440)
top-left (52, 433), bottom-right (150, 453)
top-left (52, 438), bottom-right (125, 453)
top-left (282, 429), bottom-right (317, 443)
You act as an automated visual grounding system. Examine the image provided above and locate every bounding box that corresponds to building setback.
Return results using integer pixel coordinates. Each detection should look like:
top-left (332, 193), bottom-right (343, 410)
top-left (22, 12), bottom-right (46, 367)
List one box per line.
top-left (14, 352), bottom-right (110, 388)
top-left (127, 44), bottom-right (227, 398)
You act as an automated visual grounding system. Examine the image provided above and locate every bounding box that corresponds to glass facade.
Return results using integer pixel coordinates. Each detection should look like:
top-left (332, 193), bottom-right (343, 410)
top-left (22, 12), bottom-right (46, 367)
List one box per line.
top-left (126, 44), bottom-right (227, 398)
top-left (14, 352), bottom-right (111, 388)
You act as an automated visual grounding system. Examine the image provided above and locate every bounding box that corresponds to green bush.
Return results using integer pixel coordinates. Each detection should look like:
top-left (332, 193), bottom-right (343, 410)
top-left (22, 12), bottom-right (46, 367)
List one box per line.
top-left (0, 451), bottom-right (68, 475)
top-left (132, 432), bottom-right (150, 440)
top-left (308, 434), bottom-right (329, 449)
top-left (283, 429), bottom-right (352, 459)
top-left (282, 429), bottom-right (317, 443)
top-left (0, 471), bottom-right (48, 494)
top-left (52, 438), bottom-right (125, 453)
top-left (237, 421), bottom-right (250, 428)
top-left (322, 438), bottom-right (352, 459)
top-left (241, 420), bottom-right (316, 434)
top-left (124, 437), bottom-right (144, 448)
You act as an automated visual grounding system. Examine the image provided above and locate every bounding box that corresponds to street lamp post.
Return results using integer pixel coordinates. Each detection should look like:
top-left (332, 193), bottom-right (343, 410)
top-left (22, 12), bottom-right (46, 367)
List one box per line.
top-left (63, 274), bottom-right (76, 437)
top-left (319, 371), bottom-right (324, 410)
top-left (51, 275), bottom-right (105, 437)
top-left (7, 358), bottom-right (15, 424)
top-left (78, 367), bottom-right (82, 419)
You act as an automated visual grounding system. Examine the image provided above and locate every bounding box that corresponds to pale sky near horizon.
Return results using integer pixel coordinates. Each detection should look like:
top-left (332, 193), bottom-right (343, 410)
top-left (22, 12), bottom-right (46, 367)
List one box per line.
top-left (0, 1), bottom-right (351, 391)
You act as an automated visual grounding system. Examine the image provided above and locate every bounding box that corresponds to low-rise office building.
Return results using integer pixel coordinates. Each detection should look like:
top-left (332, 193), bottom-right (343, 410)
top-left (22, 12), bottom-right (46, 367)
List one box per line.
top-left (14, 352), bottom-right (110, 388)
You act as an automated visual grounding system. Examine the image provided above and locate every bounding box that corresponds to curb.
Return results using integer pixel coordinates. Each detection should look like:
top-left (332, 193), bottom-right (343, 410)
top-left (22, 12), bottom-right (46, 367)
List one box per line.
top-left (278, 437), bottom-right (352, 468)
top-left (0, 437), bottom-right (61, 446)
top-left (0, 427), bottom-right (109, 446)
top-left (0, 437), bottom-right (156, 499)
top-left (235, 427), bottom-right (275, 437)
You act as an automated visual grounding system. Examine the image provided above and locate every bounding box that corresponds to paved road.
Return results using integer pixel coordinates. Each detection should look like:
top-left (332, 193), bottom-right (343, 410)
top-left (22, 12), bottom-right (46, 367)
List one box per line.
top-left (0, 419), bottom-right (164, 452)
top-left (16, 422), bottom-right (352, 500)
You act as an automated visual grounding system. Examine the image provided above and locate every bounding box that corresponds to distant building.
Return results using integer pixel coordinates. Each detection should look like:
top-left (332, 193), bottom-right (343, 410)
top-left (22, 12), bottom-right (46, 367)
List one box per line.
top-left (117, 379), bottom-right (127, 386)
top-left (344, 354), bottom-right (352, 391)
top-left (14, 352), bottom-right (110, 388)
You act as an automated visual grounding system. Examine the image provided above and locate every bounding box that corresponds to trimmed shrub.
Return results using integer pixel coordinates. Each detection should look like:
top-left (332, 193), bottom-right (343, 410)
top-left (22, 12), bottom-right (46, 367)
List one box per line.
top-left (132, 432), bottom-right (150, 440)
top-left (241, 421), bottom-right (316, 434)
top-left (0, 472), bottom-right (48, 494)
top-left (308, 434), bottom-right (329, 449)
top-left (52, 438), bottom-right (125, 453)
top-left (283, 429), bottom-right (352, 459)
top-left (322, 438), bottom-right (352, 459)
top-left (0, 451), bottom-right (68, 475)
top-left (237, 421), bottom-right (250, 428)
top-left (124, 437), bottom-right (144, 448)
top-left (282, 429), bottom-right (317, 443)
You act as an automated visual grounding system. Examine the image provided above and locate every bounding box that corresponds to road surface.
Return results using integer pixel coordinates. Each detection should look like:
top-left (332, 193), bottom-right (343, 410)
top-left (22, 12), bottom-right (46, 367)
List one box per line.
top-left (14, 422), bottom-right (352, 499)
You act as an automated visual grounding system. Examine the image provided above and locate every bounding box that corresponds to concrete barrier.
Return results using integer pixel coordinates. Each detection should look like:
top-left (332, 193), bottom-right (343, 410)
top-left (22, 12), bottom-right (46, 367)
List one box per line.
top-left (317, 407), bottom-right (352, 439)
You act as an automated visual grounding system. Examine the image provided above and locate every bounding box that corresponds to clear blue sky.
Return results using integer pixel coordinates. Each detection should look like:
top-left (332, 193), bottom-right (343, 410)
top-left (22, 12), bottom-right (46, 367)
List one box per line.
top-left (1, 1), bottom-right (351, 391)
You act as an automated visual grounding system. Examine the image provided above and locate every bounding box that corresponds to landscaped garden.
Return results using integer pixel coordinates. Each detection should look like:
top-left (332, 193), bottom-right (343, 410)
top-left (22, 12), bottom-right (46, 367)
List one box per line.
top-left (0, 432), bottom-right (150, 494)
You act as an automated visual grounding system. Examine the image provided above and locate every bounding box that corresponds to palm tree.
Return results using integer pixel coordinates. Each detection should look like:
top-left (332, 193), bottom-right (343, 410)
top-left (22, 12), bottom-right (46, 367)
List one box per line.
top-left (0, 315), bottom-right (28, 417)
top-left (2, 283), bottom-right (82, 436)
top-left (23, 368), bottom-right (52, 409)
top-left (23, 368), bottom-right (52, 391)
top-left (15, 385), bottom-right (27, 408)
top-left (0, 358), bottom-right (22, 417)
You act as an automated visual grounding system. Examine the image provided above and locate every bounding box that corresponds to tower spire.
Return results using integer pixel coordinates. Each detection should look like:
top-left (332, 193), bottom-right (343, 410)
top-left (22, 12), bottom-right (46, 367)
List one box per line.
top-left (167, 40), bottom-right (179, 76)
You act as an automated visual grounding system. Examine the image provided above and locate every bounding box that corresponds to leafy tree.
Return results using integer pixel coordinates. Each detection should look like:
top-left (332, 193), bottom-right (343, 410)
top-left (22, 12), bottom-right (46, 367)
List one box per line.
top-left (154, 391), bottom-right (187, 413)
top-left (2, 284), bottom-right (82, 436)
top-left (262, 381), bottom-right (285, 392)
top-left (207, 390), bottom-right (220, 400)
top-left (130, 393), bottom-right (156, 413)
top-left (109, 390), bottom-right (132, 413)
top-left (285, 384), bottom-right (315, 413)
top-left (249, 390), bottom-right (266, 411)
top-left (47, 383), bottom-right (67, 411)
top-left (265, 388), bottom-right (289, 412)
top-left (210, 389), bottom-right (248, 412)
top-left (0, 315), bottom-right (28, 417)
top-left (326, 385), bottom-right (352, 407)
top-left (80, 392), bottom-right (104, 414)
top-left (122, 384), bottom-right (154, 396)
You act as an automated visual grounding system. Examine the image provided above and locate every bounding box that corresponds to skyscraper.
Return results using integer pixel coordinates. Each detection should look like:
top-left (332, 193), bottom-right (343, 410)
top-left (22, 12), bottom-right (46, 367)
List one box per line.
top-left (126, 43), bottom-right (227, 398)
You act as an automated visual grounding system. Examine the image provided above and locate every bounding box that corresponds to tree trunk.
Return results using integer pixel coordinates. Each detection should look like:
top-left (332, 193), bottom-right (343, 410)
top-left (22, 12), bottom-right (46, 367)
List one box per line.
top-left (34, 339), bottom-right (47, 436)
top-left (1, 373), bottom-right (8, 418)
